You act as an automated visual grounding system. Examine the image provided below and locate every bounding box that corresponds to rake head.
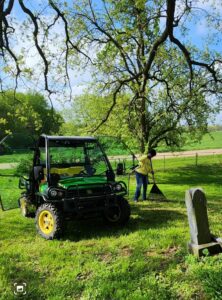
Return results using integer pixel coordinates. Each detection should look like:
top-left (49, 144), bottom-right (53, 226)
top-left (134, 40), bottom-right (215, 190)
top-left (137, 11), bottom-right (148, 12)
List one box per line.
top-left (148, 183), bottom-right (167, 201)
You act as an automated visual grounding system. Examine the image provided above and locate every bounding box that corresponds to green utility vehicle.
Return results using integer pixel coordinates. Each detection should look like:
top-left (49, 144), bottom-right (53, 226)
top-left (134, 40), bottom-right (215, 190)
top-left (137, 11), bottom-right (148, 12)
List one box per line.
top-left (19, 135), bottom-right (131, 239)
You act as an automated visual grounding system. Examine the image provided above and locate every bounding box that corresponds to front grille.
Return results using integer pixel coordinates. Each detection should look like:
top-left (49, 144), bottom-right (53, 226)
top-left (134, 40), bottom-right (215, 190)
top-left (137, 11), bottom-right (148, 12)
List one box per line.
top-left (66, 184), bottom-right (112, 198)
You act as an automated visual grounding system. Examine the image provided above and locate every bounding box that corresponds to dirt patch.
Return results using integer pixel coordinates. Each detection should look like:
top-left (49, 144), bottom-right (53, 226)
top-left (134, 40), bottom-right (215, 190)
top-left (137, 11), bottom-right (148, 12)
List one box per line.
top-left (119, 246), bottom-right (133, 257)
top-left (0, 163), bottom-right (18, 169)
top-left (108, 148), bottom-right (222, 161)
top-left (156, 148), bottom-right (222, 159)
top-left (76, 271), bottom-right (93, 281)
top-left (97, 252), bottom-right (113, 263)
top-left (160, 246), bottom-right (180, 257)
top-left (145, 250), bottom-right (158, 257)
top-left (145, 246), bottom-right (180, 258)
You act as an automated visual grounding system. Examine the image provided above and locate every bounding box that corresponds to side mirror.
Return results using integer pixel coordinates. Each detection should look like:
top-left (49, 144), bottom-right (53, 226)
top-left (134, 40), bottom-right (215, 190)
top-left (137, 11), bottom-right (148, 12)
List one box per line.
top-left (116, 162), bottom-right (124, 175)
top-left (19, 177), bottom-right (25, 189)
top-left (19, 176), bottom-right (30, 190)
top-left (34, 166), bottom-right (44, 181)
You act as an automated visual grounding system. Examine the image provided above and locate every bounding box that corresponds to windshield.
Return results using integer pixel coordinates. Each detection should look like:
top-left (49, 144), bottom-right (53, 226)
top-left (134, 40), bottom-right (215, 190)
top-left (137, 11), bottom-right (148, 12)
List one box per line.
top-left (43, 140), bottom-right (110, 178)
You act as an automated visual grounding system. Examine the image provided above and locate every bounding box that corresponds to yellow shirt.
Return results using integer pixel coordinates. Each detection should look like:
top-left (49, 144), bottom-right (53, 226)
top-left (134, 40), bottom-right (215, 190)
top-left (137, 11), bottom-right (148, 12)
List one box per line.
top-left (136, 155), bottom-right (152, 175)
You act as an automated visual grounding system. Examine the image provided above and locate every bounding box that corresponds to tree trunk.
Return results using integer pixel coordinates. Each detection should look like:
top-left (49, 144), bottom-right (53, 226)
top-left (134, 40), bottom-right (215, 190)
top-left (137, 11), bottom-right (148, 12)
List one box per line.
top-left (140, 94), bottom-right (147, 153)
top-left (140, 138), bottom-right (145, 153)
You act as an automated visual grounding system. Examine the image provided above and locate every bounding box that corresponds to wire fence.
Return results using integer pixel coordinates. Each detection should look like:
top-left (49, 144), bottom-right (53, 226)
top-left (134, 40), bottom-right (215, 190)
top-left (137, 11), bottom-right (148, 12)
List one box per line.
top-left (109, 151), bottom-right (222, 172)
top-left (154, 151), bottom-right (222, 172)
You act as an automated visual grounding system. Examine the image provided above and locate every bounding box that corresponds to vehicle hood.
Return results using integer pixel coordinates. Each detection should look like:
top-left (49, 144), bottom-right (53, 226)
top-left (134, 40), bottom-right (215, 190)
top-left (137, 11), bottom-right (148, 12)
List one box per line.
top-left (58, 176), bottom-right (108, 189)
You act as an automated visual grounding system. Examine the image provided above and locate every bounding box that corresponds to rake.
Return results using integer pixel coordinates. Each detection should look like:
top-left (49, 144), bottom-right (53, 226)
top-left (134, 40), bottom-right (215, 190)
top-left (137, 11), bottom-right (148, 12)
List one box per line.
top-left (148, 160), bottom-right (167, 201)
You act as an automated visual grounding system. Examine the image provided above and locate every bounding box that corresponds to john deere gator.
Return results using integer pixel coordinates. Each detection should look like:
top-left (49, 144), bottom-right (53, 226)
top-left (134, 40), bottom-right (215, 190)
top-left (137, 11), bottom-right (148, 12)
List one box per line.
top-left (19, 135), bottom-right (131, 239)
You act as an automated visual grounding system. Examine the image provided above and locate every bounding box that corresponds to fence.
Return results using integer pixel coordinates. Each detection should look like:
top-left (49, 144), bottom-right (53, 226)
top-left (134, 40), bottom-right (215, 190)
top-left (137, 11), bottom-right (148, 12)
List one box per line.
top-left (154, 151), bottom-right (222, 172)
top-left (109, 150), bottom-right (222, 172)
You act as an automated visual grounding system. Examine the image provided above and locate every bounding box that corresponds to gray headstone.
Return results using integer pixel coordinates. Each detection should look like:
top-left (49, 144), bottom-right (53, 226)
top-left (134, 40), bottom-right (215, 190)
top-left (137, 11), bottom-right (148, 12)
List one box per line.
top-left (185, 188), bottom-right (222, 257)
top-left (185, 188), bottom-right (211, 245)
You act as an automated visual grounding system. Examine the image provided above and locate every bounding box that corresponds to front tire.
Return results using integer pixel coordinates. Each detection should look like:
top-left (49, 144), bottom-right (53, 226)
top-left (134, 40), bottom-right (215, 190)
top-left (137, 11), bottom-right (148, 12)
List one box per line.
top-left (103, 197), bottom-right (131, 225)
top-left (35, 203), bottom-right (63, 240)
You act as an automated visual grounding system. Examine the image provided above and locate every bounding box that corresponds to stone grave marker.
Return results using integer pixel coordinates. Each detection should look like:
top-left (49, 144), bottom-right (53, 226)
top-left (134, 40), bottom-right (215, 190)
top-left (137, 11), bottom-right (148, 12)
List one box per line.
top-left (185, 188), bottom-right (222, 257)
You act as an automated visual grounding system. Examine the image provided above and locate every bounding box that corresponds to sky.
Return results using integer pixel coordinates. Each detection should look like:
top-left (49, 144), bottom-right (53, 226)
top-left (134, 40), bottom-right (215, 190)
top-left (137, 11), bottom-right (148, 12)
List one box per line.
top-left (2, 0), bottom-right (222, 124)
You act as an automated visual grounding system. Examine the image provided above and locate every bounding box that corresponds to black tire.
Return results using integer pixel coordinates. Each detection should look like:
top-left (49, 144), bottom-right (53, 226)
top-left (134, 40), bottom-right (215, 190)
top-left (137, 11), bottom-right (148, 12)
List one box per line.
top-left (19, 196), bottom-right (35, 218)
top-left (103, 197), bottom-right (131, 225)
top-left (35, 203), bottom-right (63, 240)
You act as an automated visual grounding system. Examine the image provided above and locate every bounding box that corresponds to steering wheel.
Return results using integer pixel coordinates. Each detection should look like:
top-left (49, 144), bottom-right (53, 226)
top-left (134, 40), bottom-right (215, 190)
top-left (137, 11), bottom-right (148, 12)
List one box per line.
top-left (79, 170), bottom-right (88, 176)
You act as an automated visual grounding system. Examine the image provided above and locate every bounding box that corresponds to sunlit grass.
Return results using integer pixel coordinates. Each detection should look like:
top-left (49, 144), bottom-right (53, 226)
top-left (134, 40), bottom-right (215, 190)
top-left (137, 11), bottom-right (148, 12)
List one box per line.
top-left (157, 130), bottom-right (222, 152)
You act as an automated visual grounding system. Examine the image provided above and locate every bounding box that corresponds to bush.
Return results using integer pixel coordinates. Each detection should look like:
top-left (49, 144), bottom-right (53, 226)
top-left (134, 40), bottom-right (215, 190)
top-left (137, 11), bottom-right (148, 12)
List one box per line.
top-left (15, 157), bottom-right (32, 176)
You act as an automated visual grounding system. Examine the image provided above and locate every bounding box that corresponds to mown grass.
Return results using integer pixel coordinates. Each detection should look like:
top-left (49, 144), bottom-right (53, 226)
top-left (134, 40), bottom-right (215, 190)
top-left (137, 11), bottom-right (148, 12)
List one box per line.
top-left (0, 151), bottom-right (32, 163)
top-left (181, 131), bottom-right (222, 151)
top-left (158, 130), bottom-right (222, 152)
top-left (0, 155), bottom-right (222, 299)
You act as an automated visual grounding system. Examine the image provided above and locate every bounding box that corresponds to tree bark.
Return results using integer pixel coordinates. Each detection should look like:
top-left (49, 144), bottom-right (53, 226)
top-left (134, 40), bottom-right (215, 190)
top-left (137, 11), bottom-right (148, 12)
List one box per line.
top-left (139, 92), bottom-right (147, 153)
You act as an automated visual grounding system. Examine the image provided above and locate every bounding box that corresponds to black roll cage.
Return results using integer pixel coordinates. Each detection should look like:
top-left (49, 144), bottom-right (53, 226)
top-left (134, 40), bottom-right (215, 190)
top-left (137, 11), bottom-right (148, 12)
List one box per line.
top-left (33, 134), bottom-right (115, 186)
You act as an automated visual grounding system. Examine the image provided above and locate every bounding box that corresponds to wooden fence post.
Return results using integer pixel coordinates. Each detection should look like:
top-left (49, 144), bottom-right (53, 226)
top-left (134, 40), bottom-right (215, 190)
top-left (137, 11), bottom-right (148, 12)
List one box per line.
top-left (195, 153), bottom-right (198, 166)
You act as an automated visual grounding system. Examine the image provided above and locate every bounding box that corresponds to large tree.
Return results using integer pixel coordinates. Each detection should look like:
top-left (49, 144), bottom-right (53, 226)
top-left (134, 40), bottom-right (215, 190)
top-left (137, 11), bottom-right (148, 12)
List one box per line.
top-left (1, 1), bottom-right (222, 151)
top-left (60, 93), bottom-right (138, 147)
top-left (0, 91), bottom-right (63, 147)
top-left (67, 0), bottom-right (222, 151)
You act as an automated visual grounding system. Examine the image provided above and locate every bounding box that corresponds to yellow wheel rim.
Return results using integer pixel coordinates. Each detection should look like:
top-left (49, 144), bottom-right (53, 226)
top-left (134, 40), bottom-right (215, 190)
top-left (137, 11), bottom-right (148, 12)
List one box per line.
top-left (20, 198), bottom-right (27, 215)
top-left (38, 210), bottom-right (54, 235)
top-left (21, 199), bottom-right (26, 210)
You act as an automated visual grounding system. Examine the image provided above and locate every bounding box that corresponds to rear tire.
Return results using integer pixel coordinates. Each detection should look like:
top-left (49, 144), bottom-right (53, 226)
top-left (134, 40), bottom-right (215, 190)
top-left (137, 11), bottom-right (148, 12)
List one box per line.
top-left (35, 203), bottom-right (63, 240)
top-left (103, 197), bottom-right (131, 225)
top-left (19, 196), bottom-right (35, 218)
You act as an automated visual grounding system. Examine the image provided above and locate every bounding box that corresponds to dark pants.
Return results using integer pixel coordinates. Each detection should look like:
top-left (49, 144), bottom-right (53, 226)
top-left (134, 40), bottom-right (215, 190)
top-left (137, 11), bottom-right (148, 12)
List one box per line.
top-left (134, 171), bottom-right (148, 201)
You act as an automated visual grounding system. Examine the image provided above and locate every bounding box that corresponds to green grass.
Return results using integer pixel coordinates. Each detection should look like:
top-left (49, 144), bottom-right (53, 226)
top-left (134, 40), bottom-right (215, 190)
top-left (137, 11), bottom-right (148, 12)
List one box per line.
top-left (0, 152), bottom-right (32, 163)
top-left (158, 130), bottom-right (222, 152)
top-left (0, 175), bottom-right (20, 210)
top-left (181, 131), bottom-right (222, 151)
top-left (0, 155), bottom-right (222, 299)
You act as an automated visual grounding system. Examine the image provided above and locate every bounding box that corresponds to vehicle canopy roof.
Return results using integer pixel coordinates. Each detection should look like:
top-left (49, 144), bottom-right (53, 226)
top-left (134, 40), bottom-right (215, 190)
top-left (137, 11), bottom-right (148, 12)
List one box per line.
top-left (37, 134), bottom-right (97, 147)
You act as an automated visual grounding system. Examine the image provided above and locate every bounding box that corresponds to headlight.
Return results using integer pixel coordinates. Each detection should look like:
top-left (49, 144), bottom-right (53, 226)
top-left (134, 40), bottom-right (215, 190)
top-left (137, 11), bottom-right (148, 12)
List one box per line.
top-left (113, 181), bottom-right (127, 193)
top-left (49, 189), bottom-right (58, 198)
top-left (48, 188), bottom-right (64, 198)
top-left (58, 191), bottom-right (64, 197)
top-left (115, 183), bottom-right (122, 191)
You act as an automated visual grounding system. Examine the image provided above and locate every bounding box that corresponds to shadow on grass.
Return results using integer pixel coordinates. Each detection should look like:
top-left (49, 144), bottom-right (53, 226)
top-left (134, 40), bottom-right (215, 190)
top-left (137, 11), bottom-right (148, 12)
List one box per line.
top-left (63, 204), bottom-right (185, 242)
top-left (0, 202), bottom-right (185, 243)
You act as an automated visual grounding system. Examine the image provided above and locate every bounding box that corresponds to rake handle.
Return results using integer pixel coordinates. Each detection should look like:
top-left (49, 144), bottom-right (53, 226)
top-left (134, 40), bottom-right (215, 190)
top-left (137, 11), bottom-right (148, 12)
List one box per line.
top-left (149, 158), bottom-right (155, 184)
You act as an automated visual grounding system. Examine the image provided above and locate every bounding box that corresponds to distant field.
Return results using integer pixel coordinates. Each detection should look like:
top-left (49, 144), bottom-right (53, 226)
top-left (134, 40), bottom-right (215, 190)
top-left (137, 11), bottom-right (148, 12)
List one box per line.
top-left (181, 130), bottom-right (222, 151)
top-left (158, 130), bottom-right (222, 152)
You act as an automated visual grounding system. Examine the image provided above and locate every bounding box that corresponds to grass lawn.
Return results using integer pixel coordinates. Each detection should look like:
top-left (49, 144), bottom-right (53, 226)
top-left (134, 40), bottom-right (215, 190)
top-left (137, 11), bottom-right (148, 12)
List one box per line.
top-left (0, 151), bottom-right (32, 164)
top-left (0, 155), bottom-right (222, 299)
top-left (158, 130), bottom-right (222, 152)
top-left (181, 131), bottom-right (222, 151)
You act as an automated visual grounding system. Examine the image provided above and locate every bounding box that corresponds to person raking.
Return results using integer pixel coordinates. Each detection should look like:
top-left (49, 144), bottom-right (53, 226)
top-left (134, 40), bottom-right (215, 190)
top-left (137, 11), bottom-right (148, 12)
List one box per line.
top-left (133, 149), bottom-right (156, 202)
